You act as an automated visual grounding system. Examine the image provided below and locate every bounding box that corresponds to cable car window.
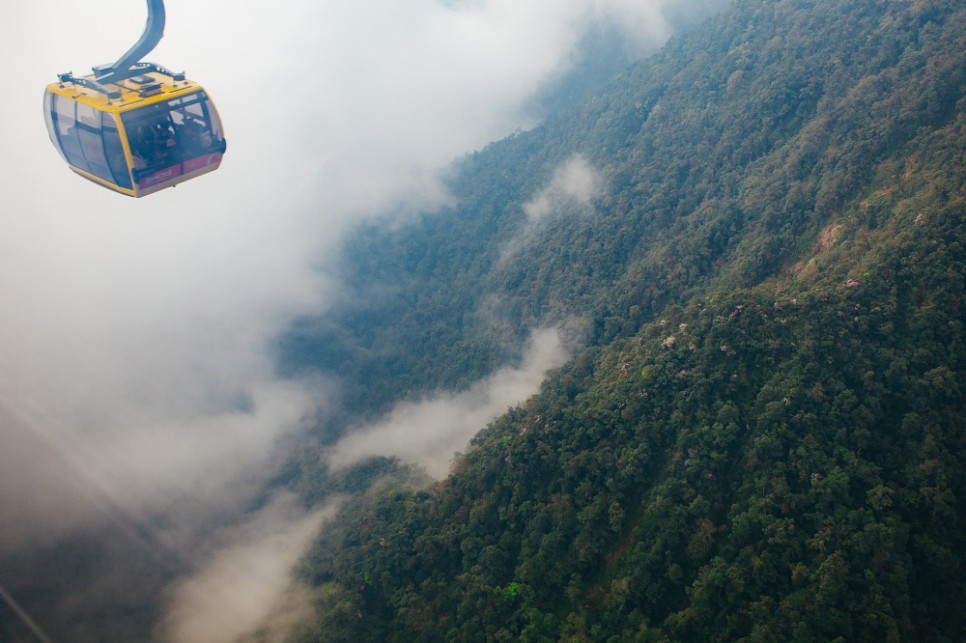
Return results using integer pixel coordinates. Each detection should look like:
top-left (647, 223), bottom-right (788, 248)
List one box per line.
top-left (122, 109), bottom-right (177, 178)
top-left (201, 96), bottom-right (224, 143)
top-left (52, 95), bottom-right (74, 136)
top-left (102, 112), bottom-right (133, 189)
top-left (163, 93), bottom-right (224, 155)
top-left (43, 92), bottom-right (67, 163)
top-left (121, 91), bottom-right (225, 179)
top-left (76, 104), bottom-right (114, 184)
top-left (53, 96), bottom-right (87, 172)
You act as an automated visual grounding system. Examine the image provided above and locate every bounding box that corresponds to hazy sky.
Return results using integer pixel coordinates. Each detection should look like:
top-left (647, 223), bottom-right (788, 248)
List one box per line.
top-left (0, 0), bottom-right (724, 639)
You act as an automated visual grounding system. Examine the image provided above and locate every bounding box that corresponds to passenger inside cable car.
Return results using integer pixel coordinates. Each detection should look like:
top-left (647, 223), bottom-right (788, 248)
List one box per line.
top-left (121, 91), bottom-right (225, 183)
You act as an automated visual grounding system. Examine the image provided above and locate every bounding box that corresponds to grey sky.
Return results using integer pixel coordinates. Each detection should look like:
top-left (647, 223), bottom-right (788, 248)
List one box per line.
top-left (0, 0), bottom-right (724, 638)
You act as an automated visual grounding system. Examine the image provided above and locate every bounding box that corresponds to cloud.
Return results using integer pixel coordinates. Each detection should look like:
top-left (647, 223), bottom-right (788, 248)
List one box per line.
top-left (156, 493), bottom-right (341, 643)
top-left (327, 327), bottom-right (570, 479)
top-left (524, 154), bottom-right (602, 222)
top-left (496, 154), bottom-right (602, 266)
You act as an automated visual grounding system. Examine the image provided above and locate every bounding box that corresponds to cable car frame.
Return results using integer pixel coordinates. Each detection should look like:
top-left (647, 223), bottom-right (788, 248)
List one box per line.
top-left (43, 0), bottom-right (226, 197)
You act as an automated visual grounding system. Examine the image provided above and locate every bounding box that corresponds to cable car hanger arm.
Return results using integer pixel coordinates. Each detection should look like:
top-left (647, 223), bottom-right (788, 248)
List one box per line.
top-left (96, 0), bottom-right (165, 84)
top-left (58, 0), bottom-right (184, 97)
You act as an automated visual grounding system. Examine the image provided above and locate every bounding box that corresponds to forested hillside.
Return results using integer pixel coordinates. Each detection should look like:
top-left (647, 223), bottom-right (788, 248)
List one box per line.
top-left (289, 0), bottom-right (966, 639)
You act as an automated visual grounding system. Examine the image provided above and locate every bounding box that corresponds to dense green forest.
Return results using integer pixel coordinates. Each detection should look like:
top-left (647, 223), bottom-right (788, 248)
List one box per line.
top-left (284, 0), bottom-right (966, 639)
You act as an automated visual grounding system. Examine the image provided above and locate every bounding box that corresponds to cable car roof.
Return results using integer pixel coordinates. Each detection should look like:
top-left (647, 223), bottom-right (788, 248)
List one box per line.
top-left (46, 69), bottom-right (206, 114)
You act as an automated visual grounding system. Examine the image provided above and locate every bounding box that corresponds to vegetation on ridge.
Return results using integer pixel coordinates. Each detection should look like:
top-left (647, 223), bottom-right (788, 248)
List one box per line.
top-left (283, 0), bottom-right (966, 639)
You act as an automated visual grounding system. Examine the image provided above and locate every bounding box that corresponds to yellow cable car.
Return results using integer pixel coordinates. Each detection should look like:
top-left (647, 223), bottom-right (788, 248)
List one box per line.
top-left (43, 0), bottom-right (226, 197)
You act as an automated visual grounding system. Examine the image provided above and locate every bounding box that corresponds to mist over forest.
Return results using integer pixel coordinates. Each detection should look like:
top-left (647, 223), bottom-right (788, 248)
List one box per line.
top-left (2, 0), bottom-right (964, 641)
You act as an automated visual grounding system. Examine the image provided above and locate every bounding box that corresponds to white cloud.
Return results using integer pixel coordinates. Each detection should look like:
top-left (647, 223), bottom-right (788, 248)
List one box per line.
top-left (496, 154), bottom-right (602, 266)
top-left (524, 154), bottom-right (602, 221)
top-left (156, 493), bottom-right (341, 643)
top-left (327, 327), bottom-right (570, 478)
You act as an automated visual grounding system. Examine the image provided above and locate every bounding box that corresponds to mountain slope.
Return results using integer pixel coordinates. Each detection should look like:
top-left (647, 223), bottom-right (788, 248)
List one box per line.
top-left (294, 0), bottom-right (965, 640)
top-left (282, 0), bottom-right (963, 430)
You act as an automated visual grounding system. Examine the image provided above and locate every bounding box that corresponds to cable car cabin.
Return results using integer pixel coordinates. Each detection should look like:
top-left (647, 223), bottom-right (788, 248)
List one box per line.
top-left (44, 70), bottom-right (226, 197)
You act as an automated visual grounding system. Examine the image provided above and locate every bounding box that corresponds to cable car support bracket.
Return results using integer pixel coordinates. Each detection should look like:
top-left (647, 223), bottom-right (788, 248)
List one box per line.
top-left (56, 0), bottom-right (185, 100)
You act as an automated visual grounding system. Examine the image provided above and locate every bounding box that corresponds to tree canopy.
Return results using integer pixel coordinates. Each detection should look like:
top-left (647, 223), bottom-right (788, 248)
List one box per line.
top-left (282, 0), bottom-right (966, 639)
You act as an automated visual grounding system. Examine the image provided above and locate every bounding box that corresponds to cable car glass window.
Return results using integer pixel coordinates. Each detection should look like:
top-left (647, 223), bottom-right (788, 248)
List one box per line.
top-left (122, 105), bottom-right (179, 178)
top-left (121, 92), bottom-right (225, 181)
top-left (102, 112), bottom-right (133, 189)
top-left (43, 92), bottom-right (67, 162)
top-left (53, 96), bottom-right (87, 172)
top-left (167, 93), bottom-right (224, 158)
top-left (76, 104), bottom-right (113, 184)
top-left (199, 95), bottom-right (224, 141)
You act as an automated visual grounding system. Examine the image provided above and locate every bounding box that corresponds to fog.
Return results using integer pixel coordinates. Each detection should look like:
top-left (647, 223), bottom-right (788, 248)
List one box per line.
top-left (0, 0), bottom-right (725, 639)
top-left (157, 494), bottom-right (343, 643)
top-left (525, 154), bottom-right (602, 222)
top-left (327, 327), bottom-right (570, 479)
top-left (494, 154), bottom-right (603, 267)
